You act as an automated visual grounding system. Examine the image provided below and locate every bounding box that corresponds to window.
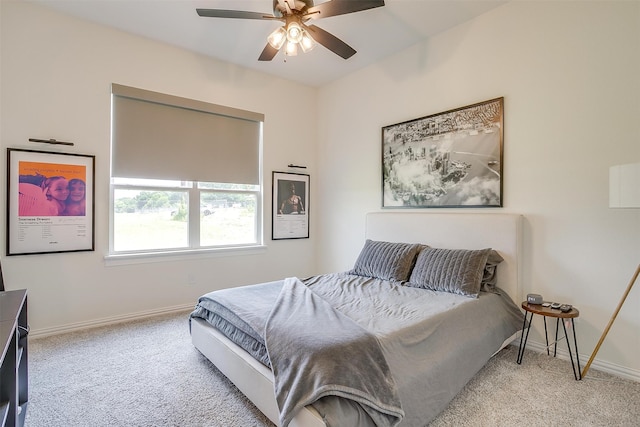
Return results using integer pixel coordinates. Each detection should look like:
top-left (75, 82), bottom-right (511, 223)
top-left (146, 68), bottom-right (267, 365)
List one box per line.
top-left (110, 84), bottom-right (263, 255)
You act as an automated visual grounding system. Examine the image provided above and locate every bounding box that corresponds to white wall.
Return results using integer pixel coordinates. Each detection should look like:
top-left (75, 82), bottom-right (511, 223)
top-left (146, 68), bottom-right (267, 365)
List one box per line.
top-left (316, 1), bottom-right (640, 378)
top-left (1, 2), bottom-right (317, 334)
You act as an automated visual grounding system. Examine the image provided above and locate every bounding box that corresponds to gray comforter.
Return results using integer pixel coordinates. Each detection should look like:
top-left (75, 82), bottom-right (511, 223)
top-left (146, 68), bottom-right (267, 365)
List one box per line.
top-left (190, 273), bottom-right (524, 427)
top-left (267, 278), bottom-right (403, 427)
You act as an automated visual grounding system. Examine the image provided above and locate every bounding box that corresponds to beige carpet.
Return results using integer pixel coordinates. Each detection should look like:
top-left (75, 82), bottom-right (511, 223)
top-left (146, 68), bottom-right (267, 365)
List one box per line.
top-left (25, 310), bottom-right (640, 427)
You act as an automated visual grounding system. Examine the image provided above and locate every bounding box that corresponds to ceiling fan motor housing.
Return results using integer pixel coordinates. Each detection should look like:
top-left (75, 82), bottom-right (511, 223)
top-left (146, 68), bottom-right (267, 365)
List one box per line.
top-left (273, 0), bottom-right (314, 17)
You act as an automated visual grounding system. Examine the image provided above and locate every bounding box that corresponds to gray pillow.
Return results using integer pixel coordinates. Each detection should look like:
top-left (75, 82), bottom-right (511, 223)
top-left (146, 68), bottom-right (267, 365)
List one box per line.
top-left (350, 240), bottom-right (424, 282)
top-left (481, 250), bottom-right (504, 292)
top-left (408, 247), bottom-right (492, 297)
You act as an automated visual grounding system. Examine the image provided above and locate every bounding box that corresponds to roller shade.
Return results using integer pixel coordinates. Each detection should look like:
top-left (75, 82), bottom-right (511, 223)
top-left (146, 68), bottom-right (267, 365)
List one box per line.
top-left (111, 84), bottom-right (263, 184)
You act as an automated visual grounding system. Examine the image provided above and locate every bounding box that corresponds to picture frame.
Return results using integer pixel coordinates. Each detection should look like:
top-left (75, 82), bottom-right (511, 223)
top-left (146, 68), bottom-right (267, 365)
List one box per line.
top-left (382, 97), bottom-right (504, 208)
top-left (6, 148), bottom-right (95, 255)
top-left (272, 171), bottom-right (309, 240)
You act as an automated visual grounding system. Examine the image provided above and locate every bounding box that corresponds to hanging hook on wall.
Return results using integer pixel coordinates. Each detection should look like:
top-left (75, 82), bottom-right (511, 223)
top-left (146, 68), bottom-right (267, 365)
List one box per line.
top-left (28, 138), bottom-right (74, 146)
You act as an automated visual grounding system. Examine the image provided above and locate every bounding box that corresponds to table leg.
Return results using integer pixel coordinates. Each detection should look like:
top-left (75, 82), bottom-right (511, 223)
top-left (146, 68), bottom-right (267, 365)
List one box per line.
top-left (554, 318), bottom-right (560, 357)
top-left (517, 311), bottom-right (533, 364)
top-left (572, 319), bottom-right (582, 380)
top-left (543, 316), bottom-right (549, 356)
top-left (570, 319), bottom-right (582, 380)
top-left (560, 319), bottom-right (581, 380)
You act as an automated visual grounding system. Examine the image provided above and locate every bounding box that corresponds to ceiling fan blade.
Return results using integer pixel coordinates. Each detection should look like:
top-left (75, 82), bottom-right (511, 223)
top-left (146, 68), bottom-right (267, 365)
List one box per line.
top-left (258, 43), bottom-right (280, 61)
top-left (196, 9), bottom-right (276, 20)
top-left (305, 24), bottom-right (356, 59)
top-left (304, 0), bottom-right (385, 20)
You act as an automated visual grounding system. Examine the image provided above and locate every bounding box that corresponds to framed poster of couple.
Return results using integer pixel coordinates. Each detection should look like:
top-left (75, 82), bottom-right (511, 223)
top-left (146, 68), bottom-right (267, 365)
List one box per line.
top-left (7, 148), bottom-right (95, 255)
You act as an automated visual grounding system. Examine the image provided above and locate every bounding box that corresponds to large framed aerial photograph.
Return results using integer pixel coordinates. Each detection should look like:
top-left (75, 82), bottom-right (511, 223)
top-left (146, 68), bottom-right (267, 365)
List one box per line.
top-left (272, 171), bottom-right (309, 240)
top-left (382, 97), bottom-right (504, 208)
top-left (7, 148), bottom-right (95, 255)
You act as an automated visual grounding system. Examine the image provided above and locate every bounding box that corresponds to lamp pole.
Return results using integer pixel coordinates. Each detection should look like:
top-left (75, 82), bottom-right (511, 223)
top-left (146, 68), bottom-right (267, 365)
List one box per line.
top-left (581, 264), bottom-right (639, 378)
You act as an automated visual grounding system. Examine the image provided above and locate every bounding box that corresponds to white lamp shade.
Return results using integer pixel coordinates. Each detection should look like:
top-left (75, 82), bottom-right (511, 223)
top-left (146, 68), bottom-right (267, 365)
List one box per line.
top-left (609, 162), bottom-right (640, 208)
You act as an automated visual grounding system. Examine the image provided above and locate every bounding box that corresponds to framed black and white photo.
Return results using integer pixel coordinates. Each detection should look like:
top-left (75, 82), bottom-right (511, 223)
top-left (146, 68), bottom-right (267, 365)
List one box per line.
top-left (7, 148), bottom-right (95, 255)
top-left (272, 171), bottom-right (309, 240)
top-left (382, 97), bottom-right (504, 208)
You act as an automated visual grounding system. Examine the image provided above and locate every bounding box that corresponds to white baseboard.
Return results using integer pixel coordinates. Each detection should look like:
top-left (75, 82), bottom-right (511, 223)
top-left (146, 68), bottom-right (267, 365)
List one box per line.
top-left (519, 339), bottom-right (640, 382)
top-left (29, 303), bottom-right (195, 338)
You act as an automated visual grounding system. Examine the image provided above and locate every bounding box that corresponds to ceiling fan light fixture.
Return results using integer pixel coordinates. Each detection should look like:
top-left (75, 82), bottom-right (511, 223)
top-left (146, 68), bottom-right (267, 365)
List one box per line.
top-left (299, 29), bottom-right (316, 53)
top-left (267, 26), bottom-right (287, 50)
top-left (286, 21), bottom-right (303, 43)
top-left (285, 40), bottom-right (298, 56)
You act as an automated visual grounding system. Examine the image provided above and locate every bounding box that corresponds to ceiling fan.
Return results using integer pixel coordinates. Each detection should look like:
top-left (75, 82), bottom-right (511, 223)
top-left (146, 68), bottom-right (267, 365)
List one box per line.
top-left (196, 0), bottom-right (385, 61)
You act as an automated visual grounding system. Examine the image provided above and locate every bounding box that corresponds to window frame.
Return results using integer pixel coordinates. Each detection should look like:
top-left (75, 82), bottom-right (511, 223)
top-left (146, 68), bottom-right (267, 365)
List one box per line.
top-left (108, 84), bottom-right (264, 260)
top-left (108, 179), bottom-right (263, 258)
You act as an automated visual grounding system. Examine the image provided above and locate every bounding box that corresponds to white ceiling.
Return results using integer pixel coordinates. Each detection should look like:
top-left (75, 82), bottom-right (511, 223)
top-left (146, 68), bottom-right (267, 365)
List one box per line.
top-left (28, 0), bottom-right (507, 87)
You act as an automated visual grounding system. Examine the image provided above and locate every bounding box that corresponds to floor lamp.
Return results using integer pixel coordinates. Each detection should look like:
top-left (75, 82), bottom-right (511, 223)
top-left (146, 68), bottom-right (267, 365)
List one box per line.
top-left (582, 162), bottom-right (640, 378)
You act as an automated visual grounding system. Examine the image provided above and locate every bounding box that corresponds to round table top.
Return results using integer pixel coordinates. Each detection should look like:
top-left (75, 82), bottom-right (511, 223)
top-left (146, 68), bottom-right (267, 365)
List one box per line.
top-left (521, 301), bottom-right (579, 318)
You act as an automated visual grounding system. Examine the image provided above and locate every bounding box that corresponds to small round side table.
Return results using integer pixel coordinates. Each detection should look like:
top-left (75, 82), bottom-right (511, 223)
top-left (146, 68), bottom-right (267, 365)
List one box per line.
top-left (516, 302), bottom-right (582, 380)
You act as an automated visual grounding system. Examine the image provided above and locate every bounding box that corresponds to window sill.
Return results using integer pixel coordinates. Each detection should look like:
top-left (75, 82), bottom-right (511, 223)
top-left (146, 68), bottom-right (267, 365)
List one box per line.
top-left (104, 245), bottom-right (267, 266)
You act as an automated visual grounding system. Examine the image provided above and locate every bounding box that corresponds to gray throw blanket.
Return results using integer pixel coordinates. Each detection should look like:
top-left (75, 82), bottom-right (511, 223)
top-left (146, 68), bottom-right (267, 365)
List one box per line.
top-left (265, 278), bottom-right (404, 427)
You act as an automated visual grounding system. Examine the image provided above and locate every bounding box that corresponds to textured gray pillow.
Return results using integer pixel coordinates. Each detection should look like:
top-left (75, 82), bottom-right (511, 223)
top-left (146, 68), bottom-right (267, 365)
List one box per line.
top-left (408, 247), bottom-right (492, 297)
top-left (350, 240), bottom-right (423, 281)
top-left (481, 250), bottom-right (504, 292)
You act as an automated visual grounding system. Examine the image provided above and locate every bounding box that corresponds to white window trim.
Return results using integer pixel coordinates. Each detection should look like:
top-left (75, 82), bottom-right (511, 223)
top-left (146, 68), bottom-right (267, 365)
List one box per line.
top-left (107, 180), bottom-right (264, 259)
top-left (103, 244), bottom-right (267, 266)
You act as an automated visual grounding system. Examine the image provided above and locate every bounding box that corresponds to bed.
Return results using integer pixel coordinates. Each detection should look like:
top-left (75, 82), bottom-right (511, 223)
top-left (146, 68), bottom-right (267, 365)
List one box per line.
top-left (190, 212), bottom-right (524, 427)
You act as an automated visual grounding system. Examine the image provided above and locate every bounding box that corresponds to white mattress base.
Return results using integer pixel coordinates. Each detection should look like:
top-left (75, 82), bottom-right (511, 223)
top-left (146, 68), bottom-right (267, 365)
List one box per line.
top-left (191, 317), bottom-right (326, 427)
top-left (495, 330), bottom-right (520, 356)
